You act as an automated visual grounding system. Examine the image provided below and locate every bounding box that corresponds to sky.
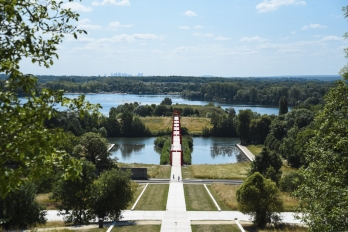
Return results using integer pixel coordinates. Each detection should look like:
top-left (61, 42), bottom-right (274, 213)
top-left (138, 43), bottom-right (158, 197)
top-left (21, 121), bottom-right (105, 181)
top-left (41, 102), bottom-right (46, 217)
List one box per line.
top-left (21, 0), bottom-right (348, 77)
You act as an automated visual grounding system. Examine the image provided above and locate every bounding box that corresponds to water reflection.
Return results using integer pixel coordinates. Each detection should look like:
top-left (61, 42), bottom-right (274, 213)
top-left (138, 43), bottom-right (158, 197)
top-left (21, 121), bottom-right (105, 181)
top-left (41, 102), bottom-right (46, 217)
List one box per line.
top-left (107, 137), bottom-right (249, 164)
top-left (210, 145), bottom-right (240, 158)
top-left (113, 144), bottom-right (145, 157)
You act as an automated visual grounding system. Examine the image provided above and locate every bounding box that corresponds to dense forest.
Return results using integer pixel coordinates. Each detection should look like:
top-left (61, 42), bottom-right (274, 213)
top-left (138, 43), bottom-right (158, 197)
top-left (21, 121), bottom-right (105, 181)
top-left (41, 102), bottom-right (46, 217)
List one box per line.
top-left (2, 74), bottom-right (335, 106)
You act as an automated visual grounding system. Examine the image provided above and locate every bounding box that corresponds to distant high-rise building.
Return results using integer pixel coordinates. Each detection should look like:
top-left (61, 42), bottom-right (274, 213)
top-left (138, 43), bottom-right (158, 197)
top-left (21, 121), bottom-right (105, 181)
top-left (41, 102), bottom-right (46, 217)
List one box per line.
top-left (138, 73), bottom-right (143, 76)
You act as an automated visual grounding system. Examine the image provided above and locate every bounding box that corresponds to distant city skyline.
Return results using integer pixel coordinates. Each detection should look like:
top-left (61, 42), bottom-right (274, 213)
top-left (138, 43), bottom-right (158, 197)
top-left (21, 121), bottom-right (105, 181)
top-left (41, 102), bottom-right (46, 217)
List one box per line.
top-left (19, 0), bottom-right (348, 77)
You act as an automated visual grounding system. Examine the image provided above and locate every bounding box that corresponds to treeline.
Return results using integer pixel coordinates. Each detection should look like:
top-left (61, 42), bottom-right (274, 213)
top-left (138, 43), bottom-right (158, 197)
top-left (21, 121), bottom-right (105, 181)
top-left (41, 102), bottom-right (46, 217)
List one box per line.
top-left (36, 75), bottom-right (334, 106)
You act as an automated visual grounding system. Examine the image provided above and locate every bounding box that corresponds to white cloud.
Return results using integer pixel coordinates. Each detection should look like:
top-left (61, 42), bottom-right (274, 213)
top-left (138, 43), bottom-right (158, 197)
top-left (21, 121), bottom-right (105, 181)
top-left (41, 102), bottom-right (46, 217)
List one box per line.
top-left (99, 33), bottom-right (160, 43)
top-left (291, 31), bottom-right (296, 35)
top-left (108, 21), bottom-right (134, 30)
top-left (77, 18), bottom-right (102, 30)
top-left (62, 2), bottom-right (92, 12)
top-left (179, 26), bottom-right (190, 30)
top-left (240, 36), bottom-right (267, 42)
top-left (256, 0), bottom-right (306, 13)
top-left (322, 36), bottom-right (343, 41)
top-left (301, 23), bottom-right (327, 30)
top-left (194, 25), bottom-right (204, 29)
top-left (192, 33), bottom-right (214, 37)
top-left (184, 10), bottom-right (197, 17)
top-left (92, 0), bottom-right (130, 6)
top-left (215, 36), bottom-right (230, 41)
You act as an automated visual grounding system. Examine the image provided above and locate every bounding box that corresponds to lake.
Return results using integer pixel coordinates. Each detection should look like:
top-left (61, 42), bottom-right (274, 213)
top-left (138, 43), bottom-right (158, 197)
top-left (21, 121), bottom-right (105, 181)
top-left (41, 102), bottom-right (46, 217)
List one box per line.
top-left (63, 93), bottom-right (281, 116)
top-left (107, 137), bottom-right (249, 165)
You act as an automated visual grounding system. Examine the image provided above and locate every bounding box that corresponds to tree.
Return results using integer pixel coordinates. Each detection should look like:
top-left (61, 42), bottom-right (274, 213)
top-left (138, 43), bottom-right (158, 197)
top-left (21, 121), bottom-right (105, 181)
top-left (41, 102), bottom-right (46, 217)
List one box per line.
top-left (77, 132), bottom-right (115, 172)
top-left (160, 97), bottom-right (172, 105)
top-left (0, 181), bottom-right (46, 230)
top-left (294, 80), bottom-right (348, 231)
top-left (0, 0), bottom-right (99, 198)
top-left (121, 111), bottom-right (134, 136)
top-left (237, 109), bottom-right (253, 144)
top-left (237, 172), bottom-right (283, 228)
top-left (278, 96), bottom-right (288, 115)
top-left (51, 161), bottom-right (96, 224)
top-left (91, 168), bottom-right (134, 228)
top-left (249, 147), bottom-right (282, 184)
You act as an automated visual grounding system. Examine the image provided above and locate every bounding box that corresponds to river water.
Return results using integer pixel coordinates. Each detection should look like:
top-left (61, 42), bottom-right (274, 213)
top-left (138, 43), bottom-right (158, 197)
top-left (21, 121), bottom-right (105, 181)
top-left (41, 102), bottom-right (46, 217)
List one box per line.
top-left (63, 93), bottom-right (280, 116)
top-left (107, 137), bottom-right (248, 165)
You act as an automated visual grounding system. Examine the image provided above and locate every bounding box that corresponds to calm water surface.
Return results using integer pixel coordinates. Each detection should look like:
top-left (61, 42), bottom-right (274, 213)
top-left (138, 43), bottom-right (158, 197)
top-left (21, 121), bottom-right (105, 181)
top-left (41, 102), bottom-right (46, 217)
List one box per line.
top-left (107, 137), bottom-right (248, 164)
top-left (63, 94), bottom-right (280, 116)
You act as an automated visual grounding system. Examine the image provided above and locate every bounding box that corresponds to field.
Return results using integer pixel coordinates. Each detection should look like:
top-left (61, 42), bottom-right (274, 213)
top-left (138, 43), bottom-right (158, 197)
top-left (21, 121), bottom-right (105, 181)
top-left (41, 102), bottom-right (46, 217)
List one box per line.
top-left (134, 184), bottom-right (169, 210)
top-left (140, 116), bottom-right (211, 135)
top-left (210, 183), bottom-right (299, 211)
top-left (183, 162), bottom-right (251, 180)
top-left (184, 185), bottom-right (217, 211)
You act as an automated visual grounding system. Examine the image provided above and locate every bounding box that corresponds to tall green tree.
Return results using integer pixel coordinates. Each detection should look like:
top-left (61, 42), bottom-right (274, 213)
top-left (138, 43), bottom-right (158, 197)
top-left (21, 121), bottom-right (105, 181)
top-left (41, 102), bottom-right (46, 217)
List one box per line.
top-left (294, 80), bottom-right (348, 231)
top-left (237, 172), bottom-right (283, 228)
top-left (278, 96), bottom-right (288, 115)
top-left (237, 109), bottom-right (253, 144)
top-left (249, 147), bottom-right (282, 184)
top-left (91, 169), bottom-right (134, 227)
top-left (51, 161), bottom-right (96, 225)
top-left (0, 181), bottom-right (46, 230)
top-left (0, 0), bottom-right (99, 198)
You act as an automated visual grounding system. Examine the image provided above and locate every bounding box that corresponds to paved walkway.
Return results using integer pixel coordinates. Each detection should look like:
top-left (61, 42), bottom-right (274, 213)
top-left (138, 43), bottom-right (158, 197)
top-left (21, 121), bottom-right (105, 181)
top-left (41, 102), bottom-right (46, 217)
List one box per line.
top-left (160, 114), bottom-right (191, 231)
top-left (236, 144), bottom-right (255, 161)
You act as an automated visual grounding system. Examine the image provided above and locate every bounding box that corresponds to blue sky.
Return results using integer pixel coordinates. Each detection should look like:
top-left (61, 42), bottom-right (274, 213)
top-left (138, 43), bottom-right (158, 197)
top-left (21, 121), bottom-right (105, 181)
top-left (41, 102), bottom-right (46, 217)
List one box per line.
top-left (22, 0), bottom-right (348, 77)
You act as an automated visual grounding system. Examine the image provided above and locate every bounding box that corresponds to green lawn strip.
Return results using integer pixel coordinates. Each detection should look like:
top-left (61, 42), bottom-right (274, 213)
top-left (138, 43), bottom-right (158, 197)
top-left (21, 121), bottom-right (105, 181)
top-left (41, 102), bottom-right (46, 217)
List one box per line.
top-left (191, 224), bottom-right (240, 232)
top-left (206, 185), bottom-right (230, 211)
top-left (184, 184), bottom-right (217, 211)
top-left (112, 225), bottom-right (161, 232)
top-left (191, 163), bottom-right (250, 179)
top-left (134, 184), bottom-right (169, 210)
top-left (243, 224), bottom-right (308, 232)
top-left (245, 144), bottom-right (263, 156)
top-left (126, 183), bottom-right (146, 210)
top-left (182, 165), bottom-right (194, 179)
top-left (157, 165), bottom-right (171, 178)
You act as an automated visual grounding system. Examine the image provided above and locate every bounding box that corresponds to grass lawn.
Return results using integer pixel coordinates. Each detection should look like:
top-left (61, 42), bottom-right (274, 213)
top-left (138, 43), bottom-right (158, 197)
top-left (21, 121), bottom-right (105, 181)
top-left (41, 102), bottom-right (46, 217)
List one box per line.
top-left (210, 183), bottom-right (299, 212)
top-left (191, 224), bottom-right (241, 232)
top-left (181, 117), bottom-right (212, 134)
top-left (243, 224), bottom-right (308, 232)
top-left (134, 184), bottom-right (169, 210)
top-left (139, 117), bottom-right (172, 133)
top-left (184, 185), bottom-right (217, 211)
top-left (211, 183), bottom-right (239, 210)
top-left (139, 116), bottom-right (211, 135)
top-left (282, 192), bottom-right (298, 212)
top-left (117, 163), bottom-right (171, 179)
top-left (36, 193), bottom-right (59, 210)
top-left (126, 183), bottom-right (146, 210)
top-left (191, 162), bottom-right (250, 179)
top-left (207, 184), bottom-right (234, 211)
top-left (246, 144), bottom-right (263, 155)
top-left (182, 165), bottom-right (194, 179)
top-left (32, 225), bottom-right (160, 232)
